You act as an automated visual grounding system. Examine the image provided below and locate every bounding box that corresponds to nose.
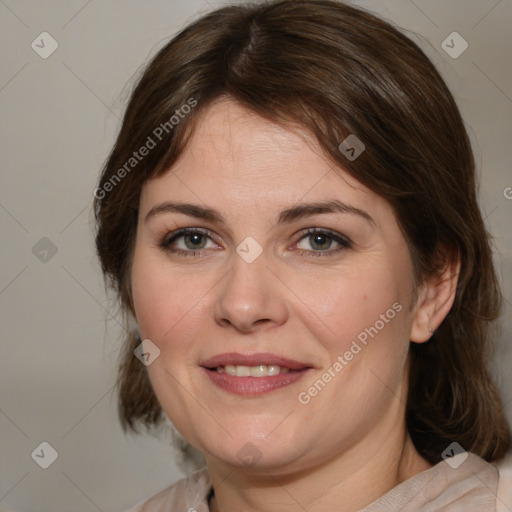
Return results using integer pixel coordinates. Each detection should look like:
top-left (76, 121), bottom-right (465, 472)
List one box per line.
top-left (213, 251), bottom-right (289, 333)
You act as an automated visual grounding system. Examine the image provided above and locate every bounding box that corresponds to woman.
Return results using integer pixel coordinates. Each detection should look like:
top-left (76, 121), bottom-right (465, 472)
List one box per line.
top-left (94, 1), bottom-right (512, 510)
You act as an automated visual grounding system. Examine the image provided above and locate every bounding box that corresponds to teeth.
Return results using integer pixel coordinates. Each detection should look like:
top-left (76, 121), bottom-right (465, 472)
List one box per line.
top-left (251, 365), bottom-right (267, 377)
top-left (217, 365), bottom-right (291, 377)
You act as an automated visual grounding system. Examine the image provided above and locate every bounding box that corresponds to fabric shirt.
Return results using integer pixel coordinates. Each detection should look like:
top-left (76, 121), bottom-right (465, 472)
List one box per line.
top-left (127, 452), bottom-right (512, 511)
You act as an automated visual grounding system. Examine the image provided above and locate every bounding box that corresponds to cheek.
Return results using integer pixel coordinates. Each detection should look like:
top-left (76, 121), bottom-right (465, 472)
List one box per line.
top-left (288, 261), bottom-right (414, 417)
top-left (289, 262), bottom-right (408, 354)
top-left (130, 248), bottom-right (214, 354)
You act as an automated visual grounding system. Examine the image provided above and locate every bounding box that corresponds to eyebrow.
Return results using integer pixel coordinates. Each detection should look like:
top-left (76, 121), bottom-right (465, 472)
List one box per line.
top-left (145, 202), bottom-right (224, 223)
top-left (277, 200), bottom-right (374, 226)
top-left (144, 199), bottom-right (375, 226)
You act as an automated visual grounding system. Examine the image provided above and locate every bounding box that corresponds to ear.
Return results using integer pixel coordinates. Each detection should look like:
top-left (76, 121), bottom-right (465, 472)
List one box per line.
top-left (410, 249), bottom-right (461, 343)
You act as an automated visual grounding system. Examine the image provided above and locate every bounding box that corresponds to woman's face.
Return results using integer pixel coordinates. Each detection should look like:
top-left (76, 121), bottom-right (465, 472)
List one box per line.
top-left (131, 98), bottom-right (423, 473)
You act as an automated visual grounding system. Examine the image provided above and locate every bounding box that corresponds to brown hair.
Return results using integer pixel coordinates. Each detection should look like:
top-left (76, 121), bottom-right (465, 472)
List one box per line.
top-left (94, 0), bottom-right (510, 462)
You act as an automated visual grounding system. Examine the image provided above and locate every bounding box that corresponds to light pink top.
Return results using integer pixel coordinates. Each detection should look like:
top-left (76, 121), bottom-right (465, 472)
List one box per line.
top-left (127, 452), bottom-right (512, 511)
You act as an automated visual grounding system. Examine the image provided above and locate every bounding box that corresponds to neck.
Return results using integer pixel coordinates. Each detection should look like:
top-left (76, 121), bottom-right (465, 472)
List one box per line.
top-left (208, 436), bottom-right (431, 512)
top-left (206, 423), bottom-right (431, 512)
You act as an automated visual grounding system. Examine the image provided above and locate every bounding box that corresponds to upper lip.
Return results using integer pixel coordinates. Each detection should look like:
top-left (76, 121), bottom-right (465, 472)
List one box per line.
top-left (200, 352), bottom-right (310, 370)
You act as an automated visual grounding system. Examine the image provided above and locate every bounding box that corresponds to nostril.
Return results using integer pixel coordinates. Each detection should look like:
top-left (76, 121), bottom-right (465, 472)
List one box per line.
top-left (216, 317), bottom-right (271, 331)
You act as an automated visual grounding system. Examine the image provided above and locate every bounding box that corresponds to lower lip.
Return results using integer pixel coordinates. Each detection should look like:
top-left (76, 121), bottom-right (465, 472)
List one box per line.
top-left (202, 368), bottom-right (310, 396)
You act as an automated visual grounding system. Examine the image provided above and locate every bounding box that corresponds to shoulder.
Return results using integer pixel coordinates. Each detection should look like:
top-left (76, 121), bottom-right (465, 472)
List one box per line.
top-left (494, 453), bottom-right (512, 512)
top-left (361, 452), bottom-right (500, 511)
top-left (125, 467), bottom-right (211, 512)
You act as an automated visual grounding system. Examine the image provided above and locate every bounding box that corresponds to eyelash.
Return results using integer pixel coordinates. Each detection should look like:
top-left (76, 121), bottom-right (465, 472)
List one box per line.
top-left (159, 227), bottom-right (352, 258)
top-left (159, 228), bottom-right (219, 258)
top-left (294, 228), bottom-right (352, 257)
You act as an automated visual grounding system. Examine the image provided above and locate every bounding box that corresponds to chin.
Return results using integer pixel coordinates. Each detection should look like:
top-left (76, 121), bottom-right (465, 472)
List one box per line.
top-left (190, 420), bottom-right (312, 472)
top-left (204, 442), bottom-right (302, 472)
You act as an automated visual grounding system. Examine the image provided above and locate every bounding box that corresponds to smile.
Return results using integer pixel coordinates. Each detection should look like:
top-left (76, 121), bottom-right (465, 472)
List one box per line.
top-left (200, 353), bottom-right (312, 396)
top-left (215, 364), bottom-right (291, 377)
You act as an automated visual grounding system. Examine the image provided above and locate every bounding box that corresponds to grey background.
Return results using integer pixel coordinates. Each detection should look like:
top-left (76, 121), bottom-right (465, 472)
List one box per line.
top-left (0, 0), bottom-right (511, 511)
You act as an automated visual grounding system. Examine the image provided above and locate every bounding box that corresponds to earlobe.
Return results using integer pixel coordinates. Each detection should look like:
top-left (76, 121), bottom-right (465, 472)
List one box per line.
top-left (410, 252), bottom-right (460, 343)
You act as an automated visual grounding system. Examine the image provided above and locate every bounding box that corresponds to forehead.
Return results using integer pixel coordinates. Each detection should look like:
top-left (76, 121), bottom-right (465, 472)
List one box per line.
top-left (140, 98), bottom-right (389, 220)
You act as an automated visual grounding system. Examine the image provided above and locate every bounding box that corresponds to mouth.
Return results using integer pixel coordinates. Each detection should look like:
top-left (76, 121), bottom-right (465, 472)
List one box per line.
top-left (211, 364), bottom-right (294, 377)
top-left (200, 352), bottom-right (312, 396)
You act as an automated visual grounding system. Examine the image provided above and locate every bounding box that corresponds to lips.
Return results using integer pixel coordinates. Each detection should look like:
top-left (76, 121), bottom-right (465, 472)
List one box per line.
top-left (200, 352), bottom-right (312, 396)
top-left (200, 352), bottom-right (310, 371)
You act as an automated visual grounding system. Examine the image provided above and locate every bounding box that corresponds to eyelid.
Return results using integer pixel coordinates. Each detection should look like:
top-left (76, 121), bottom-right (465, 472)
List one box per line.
top-left (157, 228), bottom-right (223, 259)
top-left (292, 228), bottom-right (352, 255)
top-left (159, 226), bottom-right (351, 257)
top-left (296, 227), bottom-right (351, 243)
top-left (161, 227), bottom-right (220, 247)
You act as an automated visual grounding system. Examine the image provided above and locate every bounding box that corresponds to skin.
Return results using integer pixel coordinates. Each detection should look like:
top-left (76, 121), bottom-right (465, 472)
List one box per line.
top-left (131, 98), bottom-right (459, 512)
